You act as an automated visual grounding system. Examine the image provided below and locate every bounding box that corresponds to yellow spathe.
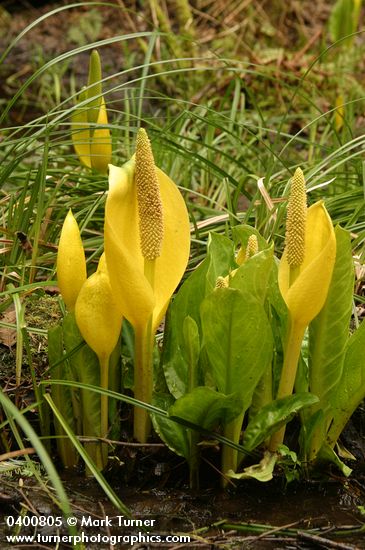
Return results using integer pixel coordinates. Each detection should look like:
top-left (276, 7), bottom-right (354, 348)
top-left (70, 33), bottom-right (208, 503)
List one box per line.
top-left (57, 209), bottom-right (86, 312)
top-left (75, 256), bottom-right (122, 361)
top-left (104, 158), bottom-right (191, 333)
top-left (278, 200), bottom-right (336, 327)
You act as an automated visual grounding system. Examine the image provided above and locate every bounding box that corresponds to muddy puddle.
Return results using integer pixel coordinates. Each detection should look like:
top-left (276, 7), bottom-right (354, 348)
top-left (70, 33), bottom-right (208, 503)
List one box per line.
top-left (1, 468), bottom-right (364, 549)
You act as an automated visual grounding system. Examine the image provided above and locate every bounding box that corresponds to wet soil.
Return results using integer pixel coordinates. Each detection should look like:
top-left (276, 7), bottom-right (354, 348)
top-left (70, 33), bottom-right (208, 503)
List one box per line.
top-left (1, 469), bottom-right (365, 549)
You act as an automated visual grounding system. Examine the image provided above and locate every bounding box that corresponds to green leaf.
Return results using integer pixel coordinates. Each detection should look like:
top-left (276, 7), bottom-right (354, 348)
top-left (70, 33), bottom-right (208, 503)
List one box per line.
top-left (201, 287), bottom-right (273, 412)
top-left (299, 408), bottom-right (325, 459)
top-left (182, 316), bottom-right (200, 379)
top-left (169, 387), bottom-right (242, 430)
top-left (48, 324), bottom-right (78, 468)
top-left (309, 226), bottom-right (354, 413)
top-left (162, 233), bottom-right (233, 398)
top-left (205, 232), bottom-right (235, 292)
top-left (243, 393), bottom-right (319, 452)
top-left (229, 245), bottom-right (274, 304)
top-left (151, 393), bottom-right (189, 459)
top-left (227, 451), bottom-right (278, 482)
top-left (317, 443), bottom-right (352, 477)
top-left (327, 318), bottom-right (365, 447)
top-left (182, 316), bottom-right (200, 392)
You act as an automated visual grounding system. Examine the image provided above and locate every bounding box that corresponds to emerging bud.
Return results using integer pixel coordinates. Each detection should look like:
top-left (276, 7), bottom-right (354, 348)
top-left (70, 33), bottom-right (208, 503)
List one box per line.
top-left (215, 276), bottom-right (229, 289)
top-left (285, 167), bottom-right (307, 268)
top-left (135, 128), bottom-right (164, 261)
top-left (71, 50), bottom-right (112, 173)
top-left (57, 210), bottom-right (86, 311)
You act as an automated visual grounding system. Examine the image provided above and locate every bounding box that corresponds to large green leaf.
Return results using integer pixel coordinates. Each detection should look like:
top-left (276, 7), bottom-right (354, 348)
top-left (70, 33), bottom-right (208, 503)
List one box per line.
top-left (169, 386), bottom-right (242, 430)
top-left (151, 393), bottom-right (189, 459)
top-left (48, 324), bottom-right (78, 468)
top-left (309, 226), bottom-right (354, 413)
top-left (327, 318), bottom-right (365, 447)
top-left (242, 393), bottom-right (319, 452)
top-left (229, 246), bottom-right (274, 304)
top-left (182, 316), bottom-right (200, 391)
top-left (201, 287), bottom-right (273, 412)
top-left (162, 233), bottom-right (234, 398)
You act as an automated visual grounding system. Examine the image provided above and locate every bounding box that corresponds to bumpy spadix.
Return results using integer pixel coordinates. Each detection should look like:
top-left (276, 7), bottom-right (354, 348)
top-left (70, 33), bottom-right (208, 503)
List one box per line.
top-left (135, 129), bottom-right (164, 261)
top-left (285, 167), bottom-right (307, 268)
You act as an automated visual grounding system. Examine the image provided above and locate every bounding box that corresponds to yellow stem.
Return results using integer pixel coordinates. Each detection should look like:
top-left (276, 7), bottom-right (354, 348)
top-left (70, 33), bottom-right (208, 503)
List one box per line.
top-left (269, 318), bottom-right (305, 452)
top-left (133, 259), bottom-right (156, 443)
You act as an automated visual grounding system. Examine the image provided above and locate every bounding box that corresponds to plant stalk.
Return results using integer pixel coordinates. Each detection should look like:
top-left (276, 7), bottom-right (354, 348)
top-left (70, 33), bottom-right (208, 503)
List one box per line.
top-left (221, 412), bottom-right (244, 487)
top-left (133, 324), bottom-right (154, 443)
top-left (133, 259), bottom-right (156, 443)
top-left (99, 354), bottom-right (110, 467)
top-left (269, 318), bottom-right (305, 452)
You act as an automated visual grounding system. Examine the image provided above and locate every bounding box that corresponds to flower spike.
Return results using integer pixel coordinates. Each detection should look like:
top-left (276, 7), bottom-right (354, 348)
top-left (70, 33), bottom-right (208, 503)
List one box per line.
top-left (245, 234), bottom-right (259, 261)
top-left (285, 167), bottom-right (307, 269)
top-left (135, 128), bottom-right (164, 261)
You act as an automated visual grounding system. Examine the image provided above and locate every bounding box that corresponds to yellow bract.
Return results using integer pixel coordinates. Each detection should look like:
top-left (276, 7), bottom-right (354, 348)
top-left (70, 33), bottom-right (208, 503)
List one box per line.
top-left (104, 158), bottom-right (191, 333)
top-left (57, 209), bottom-right (86, 312)
top-left (278, 200), bottom-right (336, 327)
top-left (75, 255), bottom-right (122, 361)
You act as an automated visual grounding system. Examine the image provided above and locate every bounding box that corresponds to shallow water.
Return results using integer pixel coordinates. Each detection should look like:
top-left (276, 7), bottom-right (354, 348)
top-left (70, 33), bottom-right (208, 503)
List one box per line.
top-left (2, 471), bottom-right (364, 549)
